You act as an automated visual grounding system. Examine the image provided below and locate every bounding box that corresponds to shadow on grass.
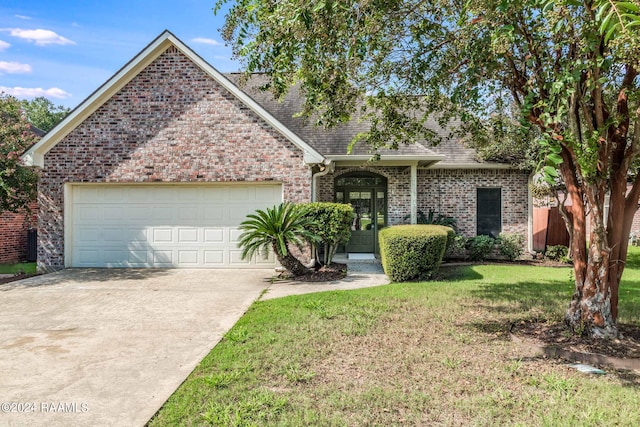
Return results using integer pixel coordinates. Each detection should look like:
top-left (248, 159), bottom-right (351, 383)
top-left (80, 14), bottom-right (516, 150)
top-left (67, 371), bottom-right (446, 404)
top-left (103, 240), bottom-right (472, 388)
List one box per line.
top-left (471, 279), bottom-right (573, 318)
top-left (436, 265), bottom-right (483, 282)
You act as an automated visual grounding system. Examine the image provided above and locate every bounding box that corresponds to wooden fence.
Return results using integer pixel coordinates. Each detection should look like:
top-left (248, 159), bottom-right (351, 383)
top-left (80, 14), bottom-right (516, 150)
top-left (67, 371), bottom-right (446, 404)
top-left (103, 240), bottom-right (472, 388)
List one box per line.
top-left (533, 206), bottom-right (573, 252)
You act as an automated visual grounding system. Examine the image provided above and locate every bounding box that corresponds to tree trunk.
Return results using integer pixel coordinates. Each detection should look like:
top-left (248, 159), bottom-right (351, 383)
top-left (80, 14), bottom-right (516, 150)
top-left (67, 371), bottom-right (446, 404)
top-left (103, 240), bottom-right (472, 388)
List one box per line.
top-left (564, 172), bottom-right (640, 338)
top-left (276, 252), bottom-right (311, 276)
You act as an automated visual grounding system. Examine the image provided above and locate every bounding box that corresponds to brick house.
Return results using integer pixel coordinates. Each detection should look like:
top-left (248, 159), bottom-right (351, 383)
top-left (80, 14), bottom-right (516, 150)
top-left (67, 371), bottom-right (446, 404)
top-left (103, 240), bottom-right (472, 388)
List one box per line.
top-left (23, 31), bottom-right (532, 271)
top-left (0, 122), bottom-right (43, 264)
top-left (0, 202), bottom-right (37, 264)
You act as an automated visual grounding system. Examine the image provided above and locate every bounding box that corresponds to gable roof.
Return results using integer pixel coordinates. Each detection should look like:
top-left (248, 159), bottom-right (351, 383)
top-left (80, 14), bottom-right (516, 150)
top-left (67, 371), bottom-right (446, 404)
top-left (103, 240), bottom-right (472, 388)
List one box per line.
top-left (225, 74), bottom-right (507, 168)
top-left (22, 30), bottom-right (326, 167)
top-left (225, 73), bottom-right (444, 164)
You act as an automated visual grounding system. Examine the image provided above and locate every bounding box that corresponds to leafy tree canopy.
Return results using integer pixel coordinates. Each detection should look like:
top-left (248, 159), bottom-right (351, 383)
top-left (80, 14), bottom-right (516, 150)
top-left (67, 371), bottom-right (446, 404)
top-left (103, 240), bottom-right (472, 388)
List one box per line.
top-left (0, 94), bottom-right (39, 213)
top-left (20, 97), bottom-right (70, 133)
top-left (218, 0), bottom-right (640, 338)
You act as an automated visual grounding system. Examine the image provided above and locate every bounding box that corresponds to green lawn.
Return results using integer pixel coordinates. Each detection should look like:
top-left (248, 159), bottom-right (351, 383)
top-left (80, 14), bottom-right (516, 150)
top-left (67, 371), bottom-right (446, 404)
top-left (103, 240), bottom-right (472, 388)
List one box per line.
top-left (149, 249), bottom-right (640, 426)
top-left (0, 262), bottom-right (36, 275)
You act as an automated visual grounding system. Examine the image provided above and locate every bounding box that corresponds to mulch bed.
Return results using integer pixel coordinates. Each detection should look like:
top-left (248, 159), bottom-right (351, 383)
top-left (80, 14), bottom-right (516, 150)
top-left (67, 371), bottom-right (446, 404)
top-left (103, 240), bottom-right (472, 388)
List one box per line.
top-left (512, 320), bottom-right (640, 370)
top-left (278, 262), bottom-right (347, 282)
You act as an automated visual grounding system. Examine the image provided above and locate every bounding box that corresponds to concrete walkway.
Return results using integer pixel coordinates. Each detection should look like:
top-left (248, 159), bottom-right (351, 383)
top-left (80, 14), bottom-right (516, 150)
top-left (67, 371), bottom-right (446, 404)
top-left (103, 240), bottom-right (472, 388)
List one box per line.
top-left (261, 261), bottom-right (389, 300)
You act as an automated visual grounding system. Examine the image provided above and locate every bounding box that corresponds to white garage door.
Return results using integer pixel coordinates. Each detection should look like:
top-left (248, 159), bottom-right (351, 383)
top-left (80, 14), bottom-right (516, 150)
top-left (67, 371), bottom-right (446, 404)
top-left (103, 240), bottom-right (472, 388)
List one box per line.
top-left (68, 184), bottom-right (282, 268)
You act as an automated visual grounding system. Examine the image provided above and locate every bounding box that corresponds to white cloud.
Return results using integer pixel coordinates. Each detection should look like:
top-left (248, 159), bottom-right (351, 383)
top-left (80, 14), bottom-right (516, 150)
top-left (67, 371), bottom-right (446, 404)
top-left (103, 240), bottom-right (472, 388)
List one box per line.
top-left (0, 40), bottom-right (9, 51)
top-left (0, 86), bottom-right (71, 99)
top-left (15, 14), bottom-right (32, 20)
top-left (191, 37), bottom-right (222, 46)
top-left (6, 28), bottom-right (75, 46)
top-left (0, 61), bottom-right (32, 74)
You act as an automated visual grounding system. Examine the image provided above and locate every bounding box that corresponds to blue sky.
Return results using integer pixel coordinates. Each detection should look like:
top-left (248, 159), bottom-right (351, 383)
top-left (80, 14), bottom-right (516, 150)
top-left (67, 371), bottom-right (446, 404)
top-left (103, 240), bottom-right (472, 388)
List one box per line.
top-left (0, 0), bottom-right (240, 109)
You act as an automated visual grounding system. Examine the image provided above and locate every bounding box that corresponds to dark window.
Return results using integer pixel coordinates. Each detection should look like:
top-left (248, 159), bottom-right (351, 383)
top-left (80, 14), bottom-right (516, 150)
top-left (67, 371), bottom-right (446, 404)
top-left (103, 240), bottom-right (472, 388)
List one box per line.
top-left (477, 188), bottom-right (501, 238)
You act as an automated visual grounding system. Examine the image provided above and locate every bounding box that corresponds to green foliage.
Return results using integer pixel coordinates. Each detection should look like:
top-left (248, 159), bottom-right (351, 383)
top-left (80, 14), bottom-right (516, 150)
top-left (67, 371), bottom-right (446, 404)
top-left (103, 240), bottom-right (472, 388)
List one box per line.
top-left (300, 202), bottom-right (354, 265)
top-left (546, 245), bottom-right (569, 262)
top-left (405, 209), bottom-right (459, 231)
top-left (467, 235), bottom-right (496, 262)
top-left (379, 225), bottom-right (449, 282)
top-left (20, 97), bottom-right (70, 133)
top-left (218, 0), bottom-right (640, 329)
top-left (444, 233), bottom-right (469, 260)
top-left (0, 94), bottom-right (39, 214)
top-left (497, 233), bottom-right (525, 261)
top-left (238, 202), bottom-right (318, 260)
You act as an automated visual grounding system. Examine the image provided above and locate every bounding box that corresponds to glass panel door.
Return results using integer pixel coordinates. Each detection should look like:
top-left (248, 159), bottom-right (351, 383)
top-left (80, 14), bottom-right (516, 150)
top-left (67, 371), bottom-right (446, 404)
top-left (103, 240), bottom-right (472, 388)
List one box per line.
top-left (347, 190), bottom-right (375, 252)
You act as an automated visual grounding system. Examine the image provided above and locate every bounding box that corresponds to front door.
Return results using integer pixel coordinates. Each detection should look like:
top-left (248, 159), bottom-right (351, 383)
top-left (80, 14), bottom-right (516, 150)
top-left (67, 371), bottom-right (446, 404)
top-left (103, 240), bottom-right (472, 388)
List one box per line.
top-left (348, 190), bottom-right (375, 252)
top-left (335, 172), bottom-right (388, 253)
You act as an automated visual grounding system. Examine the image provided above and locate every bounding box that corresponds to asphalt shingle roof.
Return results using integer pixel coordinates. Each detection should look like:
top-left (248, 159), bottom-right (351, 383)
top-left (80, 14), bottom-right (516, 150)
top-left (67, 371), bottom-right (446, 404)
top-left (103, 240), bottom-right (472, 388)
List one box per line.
top-left (225, 73), bottom-right (483, 165)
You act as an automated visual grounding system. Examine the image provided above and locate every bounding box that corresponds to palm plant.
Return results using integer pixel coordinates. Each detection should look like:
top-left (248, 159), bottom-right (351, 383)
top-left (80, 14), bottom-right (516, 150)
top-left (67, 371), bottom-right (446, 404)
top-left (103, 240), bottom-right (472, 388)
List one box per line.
top-left (238, 202), bottom-right (318, 276)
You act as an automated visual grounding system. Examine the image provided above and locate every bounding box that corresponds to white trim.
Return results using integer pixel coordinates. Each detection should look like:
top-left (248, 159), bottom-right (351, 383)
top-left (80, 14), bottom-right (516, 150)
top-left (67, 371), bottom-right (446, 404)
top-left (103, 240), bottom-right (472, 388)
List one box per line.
top-left (329, 154), bottom-right (445, 162)
top-left (22, 30), bottom-right (325, 167)
top-left (64, 184), bottom-right (73, 268)
top-left (410, 163), bottom-right (418, 224)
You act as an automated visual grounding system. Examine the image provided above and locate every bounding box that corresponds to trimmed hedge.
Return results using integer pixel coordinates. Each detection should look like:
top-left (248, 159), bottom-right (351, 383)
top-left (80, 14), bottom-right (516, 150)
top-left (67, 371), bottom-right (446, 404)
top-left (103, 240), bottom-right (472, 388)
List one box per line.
top-left (379, 225), bottom-right (453, 282)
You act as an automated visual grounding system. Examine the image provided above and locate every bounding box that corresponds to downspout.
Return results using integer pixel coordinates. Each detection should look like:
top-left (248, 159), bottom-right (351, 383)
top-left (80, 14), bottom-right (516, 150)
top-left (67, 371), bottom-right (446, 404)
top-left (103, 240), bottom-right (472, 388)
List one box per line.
top-left (311, 160), bottom-right (334, 202)
top-left (307, 160), bottom-right (334, 268)
top-left (410, 162), bottom-right (418, 224)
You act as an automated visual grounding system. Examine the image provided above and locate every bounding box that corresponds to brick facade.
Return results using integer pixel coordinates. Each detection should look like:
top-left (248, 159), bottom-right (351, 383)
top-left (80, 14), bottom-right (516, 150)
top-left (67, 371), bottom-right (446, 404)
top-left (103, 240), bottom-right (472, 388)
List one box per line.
top-left (317, 166), bottom-right (530, 247)
top-left (417, 169), bottom-right (530, 242)
top-left (38, 46), bottom-right (311, 270)
top-left (0, 202), bottom-right (38, 264)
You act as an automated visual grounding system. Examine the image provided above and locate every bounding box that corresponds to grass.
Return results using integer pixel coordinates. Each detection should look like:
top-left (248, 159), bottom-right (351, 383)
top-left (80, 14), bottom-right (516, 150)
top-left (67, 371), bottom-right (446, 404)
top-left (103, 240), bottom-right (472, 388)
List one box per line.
top-left (149, 248), bottom-right (640, 426)
top-left (0, 262), bottom-right (36, 275)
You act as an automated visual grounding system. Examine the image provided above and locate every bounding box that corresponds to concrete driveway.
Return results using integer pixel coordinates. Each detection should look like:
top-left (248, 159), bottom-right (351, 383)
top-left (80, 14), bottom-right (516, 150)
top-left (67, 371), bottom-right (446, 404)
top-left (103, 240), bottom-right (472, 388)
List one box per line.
top-left (0, 268), bottom-right (272, 427)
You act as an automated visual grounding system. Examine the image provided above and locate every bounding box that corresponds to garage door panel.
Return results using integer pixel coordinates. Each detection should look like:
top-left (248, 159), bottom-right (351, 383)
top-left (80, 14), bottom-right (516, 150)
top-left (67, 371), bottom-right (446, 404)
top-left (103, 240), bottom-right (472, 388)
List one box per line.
top-left (152, 228), bottom-right (174, 243)
top-left (153, 207), bottom-right (174, 221)
top-left (69, 184), bottom-right (281, 268)
top-left (102, 187), bottom-right (125, 202)
top-left (229, 228), bottom-right (243, 243)
top-left (153, 250), bottom-right (173, 265)
top-left (77, 227), bottom-right (99, 243)
top-left (204, 228), bottom-right (224, 243)
top-left (74, 186), bottom-right (102, 202)
top-left (76, 250), bottom-right (99, 265)
top-left (178, 250), bottom-right (199, 265)
top-left (103, 228), bottom-right (124, 242)
top-left (103, 207), bottom-right (124, 221)
top-left (125, 186), bottom-right (151, 202)
top-left (256, 186), bottom-right (280, 201)
top-left (178, 207), bottom-right (199, 221)
top-left (229, 250), bottom-right (251, 265)
top-left (178, 228), bottom-right (198, 243)
top-left (76, 206), bottom-right (100, 222)
top-left (128, 228), bottom-right (148, 242)
top-left (204, 207), bottom-right (224, 223)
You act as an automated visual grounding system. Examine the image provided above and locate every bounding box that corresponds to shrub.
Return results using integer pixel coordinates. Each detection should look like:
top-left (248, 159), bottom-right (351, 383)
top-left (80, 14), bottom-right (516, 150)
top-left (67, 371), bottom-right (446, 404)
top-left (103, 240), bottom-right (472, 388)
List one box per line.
top-left (404, 209), bottom-right (458, 231)
top-left (300, 202), bottom-right (354, 265)
top-left (545, 245), bottom-right (569, 262)
top-left (467, 235), bottom-right (495, 261)
top-left (379, 225), bottom-right (450, 282)
top-left (238, 203), bottom-right (319, 276)
top-left (444, 233), bottom-right (468, 260)
top-left (497, 233), bottom-right (525, 261)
